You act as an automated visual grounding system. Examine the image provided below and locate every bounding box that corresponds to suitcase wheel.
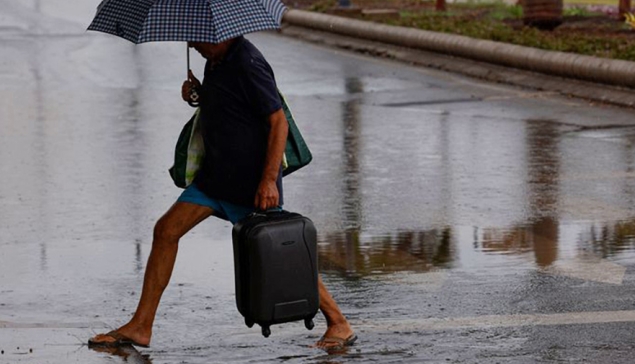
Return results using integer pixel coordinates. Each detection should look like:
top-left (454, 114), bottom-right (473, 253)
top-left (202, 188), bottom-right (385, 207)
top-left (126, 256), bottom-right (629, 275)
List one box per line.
top-left (245, 318), bottom-right (255, 328)
top-left (304, 318), bottom-right (315, 330)
top-left (262, 326), bottom-right (271, 338)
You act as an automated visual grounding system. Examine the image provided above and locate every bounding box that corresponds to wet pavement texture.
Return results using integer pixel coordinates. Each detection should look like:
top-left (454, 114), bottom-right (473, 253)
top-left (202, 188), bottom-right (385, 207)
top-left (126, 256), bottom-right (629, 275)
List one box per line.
top-left (3, 1), bottom-right (635, 363)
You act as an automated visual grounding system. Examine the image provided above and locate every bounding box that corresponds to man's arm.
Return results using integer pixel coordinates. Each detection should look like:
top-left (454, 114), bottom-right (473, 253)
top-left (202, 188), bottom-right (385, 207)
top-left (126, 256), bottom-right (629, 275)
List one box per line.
top-left (255, 108), bottom-right (288, 210)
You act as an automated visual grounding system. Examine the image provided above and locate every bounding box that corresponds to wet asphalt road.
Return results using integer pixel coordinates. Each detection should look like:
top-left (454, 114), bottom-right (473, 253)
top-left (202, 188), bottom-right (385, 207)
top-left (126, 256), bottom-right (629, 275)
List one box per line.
top-left (4, 1), bottom-right (635, 363)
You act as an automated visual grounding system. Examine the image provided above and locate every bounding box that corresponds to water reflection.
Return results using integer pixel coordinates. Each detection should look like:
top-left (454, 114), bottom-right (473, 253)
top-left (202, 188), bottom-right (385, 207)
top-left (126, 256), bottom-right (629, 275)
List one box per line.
top-left (525, 119), bottom-right (560, 267)
top-left (31, 19), bottom-right (48, 272)
top-left (525, 119), bottom-right (560, 218)
top-left (341, 77), bottom-right (363, 231)
top-left (116, 85), bottom-right (146, 275)
top-left (89, 345), bottom-right (152, 364)
top-left (474, 120), bottom-right (560, 267)
top-left (581, 219), bottom-right (635, 257)
top-left (320, 76), bottom-right (457, 278)
top-left (477, 218), bottom-right (558, 267)
top-left (618, 126), bottom-right (635, 211)
top-left (110, 46), bottom-right (149, 276)
top-left (473, 119), bottom-right (635, 267)
top-left (322, 99), bottom-right (635, 277)
top-left (461, 120), bottom-right (554, 263)
top-left (318, 228), bottom-right (454, 276)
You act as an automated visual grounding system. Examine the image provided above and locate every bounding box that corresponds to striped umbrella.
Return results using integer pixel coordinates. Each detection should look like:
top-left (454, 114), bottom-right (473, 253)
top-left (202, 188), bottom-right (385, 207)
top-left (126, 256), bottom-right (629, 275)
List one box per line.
top-left (87, 0), bottom-right (287, 44)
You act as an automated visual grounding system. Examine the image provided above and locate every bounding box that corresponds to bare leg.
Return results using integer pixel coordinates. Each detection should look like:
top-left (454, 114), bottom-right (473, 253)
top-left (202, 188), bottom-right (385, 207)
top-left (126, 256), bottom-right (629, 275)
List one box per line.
top-left (89, 202), bottom-right (213, 347)
top-left (315, 275), bottom-right (355, 349)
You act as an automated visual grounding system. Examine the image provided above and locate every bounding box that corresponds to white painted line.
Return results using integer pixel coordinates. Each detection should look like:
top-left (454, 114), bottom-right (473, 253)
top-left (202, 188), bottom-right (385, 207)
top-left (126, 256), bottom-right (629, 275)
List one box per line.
top-left (359, 310), bottom-right (635, 331)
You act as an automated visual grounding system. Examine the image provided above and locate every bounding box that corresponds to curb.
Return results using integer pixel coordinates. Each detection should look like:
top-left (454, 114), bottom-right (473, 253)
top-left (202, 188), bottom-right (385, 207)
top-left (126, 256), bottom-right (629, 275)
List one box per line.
top-left (281, 25), bottom-right (635, 108)
top-left (282, 9), bottom-right (635, 90)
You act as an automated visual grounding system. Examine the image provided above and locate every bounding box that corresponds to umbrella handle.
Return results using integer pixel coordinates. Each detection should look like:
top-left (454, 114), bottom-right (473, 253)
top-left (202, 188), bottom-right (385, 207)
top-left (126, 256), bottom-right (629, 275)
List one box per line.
top-left (187, 45), bottom-right (200, 107)
top-left (188, 88), bottom-right (200, 108)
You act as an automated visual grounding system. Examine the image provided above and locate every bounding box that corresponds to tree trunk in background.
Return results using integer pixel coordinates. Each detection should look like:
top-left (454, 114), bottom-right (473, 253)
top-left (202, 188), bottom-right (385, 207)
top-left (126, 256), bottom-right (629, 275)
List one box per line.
top-left (436, 0), bottom-right (446, 12)
top-left (619, 0), bottom-right (631, 20)
top-left (523, 0), bottom-right (563, 30)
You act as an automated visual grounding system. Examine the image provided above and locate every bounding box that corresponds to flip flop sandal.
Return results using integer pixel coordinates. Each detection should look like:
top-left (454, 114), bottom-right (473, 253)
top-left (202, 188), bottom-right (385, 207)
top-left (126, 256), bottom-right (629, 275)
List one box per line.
top-left (317, 334), bottom-right (358, 351)
top-left (88, 330), bottom-right (149, 348)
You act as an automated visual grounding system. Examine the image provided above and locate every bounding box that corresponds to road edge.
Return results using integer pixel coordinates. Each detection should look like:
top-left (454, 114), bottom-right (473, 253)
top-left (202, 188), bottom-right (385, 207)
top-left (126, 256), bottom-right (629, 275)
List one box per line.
top-left (281, 10), bottom-right (635, 109)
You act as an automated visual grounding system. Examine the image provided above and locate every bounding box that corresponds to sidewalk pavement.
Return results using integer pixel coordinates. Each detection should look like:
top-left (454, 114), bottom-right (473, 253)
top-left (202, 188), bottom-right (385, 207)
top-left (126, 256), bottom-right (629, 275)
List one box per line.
top-left (281, 9), bottom-right (635, 108)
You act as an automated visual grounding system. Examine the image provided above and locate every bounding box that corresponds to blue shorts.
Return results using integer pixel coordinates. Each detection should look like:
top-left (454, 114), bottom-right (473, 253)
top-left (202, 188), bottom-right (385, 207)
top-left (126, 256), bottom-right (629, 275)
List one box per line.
top-left (177, 183), bottom-right (255, 224)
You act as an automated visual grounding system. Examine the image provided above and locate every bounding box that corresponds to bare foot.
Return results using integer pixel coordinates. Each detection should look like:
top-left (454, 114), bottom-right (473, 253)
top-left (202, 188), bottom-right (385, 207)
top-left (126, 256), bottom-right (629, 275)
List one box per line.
top-left (314, 321), bottom-right (356, 350)
top-left (88, 323), bottom-right (151, 348)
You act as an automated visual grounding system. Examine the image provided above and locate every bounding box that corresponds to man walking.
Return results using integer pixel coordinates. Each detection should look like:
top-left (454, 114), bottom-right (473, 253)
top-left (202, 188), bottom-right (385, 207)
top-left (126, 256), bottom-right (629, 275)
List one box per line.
top-left (88, 36), bottom-right (356, 351)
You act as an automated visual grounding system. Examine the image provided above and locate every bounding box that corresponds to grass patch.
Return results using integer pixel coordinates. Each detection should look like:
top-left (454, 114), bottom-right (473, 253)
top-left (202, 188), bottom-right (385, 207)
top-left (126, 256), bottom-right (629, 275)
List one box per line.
top-left (386, 2), bottom-right (635, 61)
top-left (308, 0), bottom-right (338, 12)
top-left (288, 0), bottom-right (635, 61)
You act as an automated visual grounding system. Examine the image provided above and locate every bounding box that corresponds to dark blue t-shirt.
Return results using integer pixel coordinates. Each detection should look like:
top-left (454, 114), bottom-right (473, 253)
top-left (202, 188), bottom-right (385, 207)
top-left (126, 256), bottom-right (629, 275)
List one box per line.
top-left (195, 37), bottom-right (283, 208)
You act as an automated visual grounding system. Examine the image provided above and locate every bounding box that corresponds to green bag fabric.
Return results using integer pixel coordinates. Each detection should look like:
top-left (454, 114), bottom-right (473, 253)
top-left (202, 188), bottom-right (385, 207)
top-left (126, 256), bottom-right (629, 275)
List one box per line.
top-left (169, 109), bottom-right (204, 188)
top-left (169, 92), bottom-right (311, 188)
top-left (280, 92), bottom-right (312, 176)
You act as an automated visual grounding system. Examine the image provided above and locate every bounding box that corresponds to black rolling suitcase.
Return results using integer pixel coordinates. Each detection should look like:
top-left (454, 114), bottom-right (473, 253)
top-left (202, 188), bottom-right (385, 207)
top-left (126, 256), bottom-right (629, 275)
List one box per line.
top-left (232, 210), bottom-right (319, 337)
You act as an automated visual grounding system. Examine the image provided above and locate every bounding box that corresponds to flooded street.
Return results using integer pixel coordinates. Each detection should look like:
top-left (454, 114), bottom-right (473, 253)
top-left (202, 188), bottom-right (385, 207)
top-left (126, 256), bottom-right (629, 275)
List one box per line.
top-left (4, 1), bottom-right (635, 363)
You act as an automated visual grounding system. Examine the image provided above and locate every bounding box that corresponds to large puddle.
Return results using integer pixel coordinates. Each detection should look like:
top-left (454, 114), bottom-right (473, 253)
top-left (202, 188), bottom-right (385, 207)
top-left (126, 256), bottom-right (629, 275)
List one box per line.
top-left (3, 3), bottom-right (635, 362)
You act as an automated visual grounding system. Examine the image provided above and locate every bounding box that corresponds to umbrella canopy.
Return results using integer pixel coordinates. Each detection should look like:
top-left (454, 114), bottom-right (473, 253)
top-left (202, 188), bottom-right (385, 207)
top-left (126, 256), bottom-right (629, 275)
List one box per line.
top-left (87, 0), bottom-right (287, 44)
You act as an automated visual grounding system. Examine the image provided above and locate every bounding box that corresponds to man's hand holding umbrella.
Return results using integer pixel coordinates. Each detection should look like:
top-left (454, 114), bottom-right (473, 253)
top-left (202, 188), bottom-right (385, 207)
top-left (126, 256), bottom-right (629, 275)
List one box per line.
top-left (182, 70), bottom-right (201, 106)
